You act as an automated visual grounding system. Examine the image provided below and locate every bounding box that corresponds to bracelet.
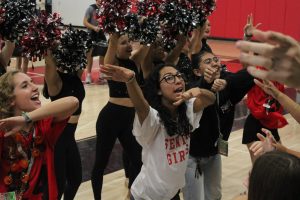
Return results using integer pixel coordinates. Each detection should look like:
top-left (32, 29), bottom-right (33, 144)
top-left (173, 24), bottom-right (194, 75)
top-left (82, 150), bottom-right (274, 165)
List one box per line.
top-left (243, 33), bottom-right (253, 41)
top-left (126, 72), bottom-right (136, 84)
top-left (22, 112), bottom-right (32, 124)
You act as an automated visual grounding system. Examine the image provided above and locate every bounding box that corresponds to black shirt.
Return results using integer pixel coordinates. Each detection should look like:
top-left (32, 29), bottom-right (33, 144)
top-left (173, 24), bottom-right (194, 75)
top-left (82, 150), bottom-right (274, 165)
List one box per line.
top-left (189, 68), bottom-right (254, 157)
top-left (108, 58), bottom-right (142, 98)
top-left (46, 71), bottom-right (85, 115)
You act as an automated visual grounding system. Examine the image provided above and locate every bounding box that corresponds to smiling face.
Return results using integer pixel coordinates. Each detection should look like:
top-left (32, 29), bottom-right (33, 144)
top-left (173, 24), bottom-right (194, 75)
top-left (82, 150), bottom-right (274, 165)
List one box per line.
top-left (159, 66), bottom-right (185, 106)
top-left (116, 35), bottom-right (132, 59)
top-left (12, 72), bottom-right (41, 115)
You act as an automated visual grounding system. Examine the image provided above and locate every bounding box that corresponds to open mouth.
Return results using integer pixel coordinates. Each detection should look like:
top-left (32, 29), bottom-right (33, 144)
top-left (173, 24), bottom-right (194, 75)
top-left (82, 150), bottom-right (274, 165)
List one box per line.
top-left (174, 87), bottom-right (183, 93)
top-left (31, 93), bottom-right (40, 102)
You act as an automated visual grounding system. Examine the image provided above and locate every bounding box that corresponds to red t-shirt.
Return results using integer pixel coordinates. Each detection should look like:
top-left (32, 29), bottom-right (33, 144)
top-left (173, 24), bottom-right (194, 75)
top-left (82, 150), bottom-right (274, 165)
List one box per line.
top-left (0, 117), bottom-right (68, 200)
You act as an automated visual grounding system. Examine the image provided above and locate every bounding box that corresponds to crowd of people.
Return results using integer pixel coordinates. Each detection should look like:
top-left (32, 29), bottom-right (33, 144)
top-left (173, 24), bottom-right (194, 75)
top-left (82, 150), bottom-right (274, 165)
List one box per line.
top-left (1, 0), bottom-right (300, 200)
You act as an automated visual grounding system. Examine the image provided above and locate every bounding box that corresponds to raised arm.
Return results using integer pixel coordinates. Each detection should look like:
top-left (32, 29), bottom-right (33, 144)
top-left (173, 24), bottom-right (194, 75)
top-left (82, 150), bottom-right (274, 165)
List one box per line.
top-left (164, 35), bottom-right (187, 65)
top-left (44, 50), bottom-right (62, 96)
top-left (141, 44), bottom-right (156, 78)
top-left (0, 41), bottom-right (15, 69)
top-left (104, 33), bottom-right (119, 65)
top-left (0, 97), bottom-right (79, 137)
top-left (100, 64), bottom-right (150, 124)
top-left (130, 44), bottom-right (150, 69)
top-left (190, 26), bottom-right (205, 55)
top-left (255, 79), bottom-right (300, 124)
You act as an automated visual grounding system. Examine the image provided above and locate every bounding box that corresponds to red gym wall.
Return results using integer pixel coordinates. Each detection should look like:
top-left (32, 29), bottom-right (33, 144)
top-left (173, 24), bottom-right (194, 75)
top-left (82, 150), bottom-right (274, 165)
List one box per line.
top-left (209, 0), bottom-right (300, 41)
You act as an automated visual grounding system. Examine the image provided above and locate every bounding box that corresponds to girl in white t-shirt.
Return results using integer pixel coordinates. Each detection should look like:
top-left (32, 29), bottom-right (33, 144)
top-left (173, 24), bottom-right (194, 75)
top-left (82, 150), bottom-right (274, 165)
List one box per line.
top-left (101, 63), bottom-right (215, 200)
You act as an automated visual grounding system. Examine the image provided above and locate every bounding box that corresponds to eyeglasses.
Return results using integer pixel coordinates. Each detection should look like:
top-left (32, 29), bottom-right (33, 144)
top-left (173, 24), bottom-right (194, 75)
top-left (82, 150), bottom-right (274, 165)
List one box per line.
top-left (159, 72), bottom-right (185, 84)
top-left (202, 56), bottom-right (220, 64)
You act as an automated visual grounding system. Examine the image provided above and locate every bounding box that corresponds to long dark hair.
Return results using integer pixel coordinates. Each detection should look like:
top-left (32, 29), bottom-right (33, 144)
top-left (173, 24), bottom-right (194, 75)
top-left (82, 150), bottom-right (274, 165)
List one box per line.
top-left (143, 64), bottom-right (192, 136)
top-left (248, 151), bottom-right (300, 200)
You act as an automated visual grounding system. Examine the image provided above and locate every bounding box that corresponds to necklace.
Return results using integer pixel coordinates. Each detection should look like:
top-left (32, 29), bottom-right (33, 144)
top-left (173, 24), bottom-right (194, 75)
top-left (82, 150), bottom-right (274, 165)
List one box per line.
top-left (3, 126), bottom-right (45, 196)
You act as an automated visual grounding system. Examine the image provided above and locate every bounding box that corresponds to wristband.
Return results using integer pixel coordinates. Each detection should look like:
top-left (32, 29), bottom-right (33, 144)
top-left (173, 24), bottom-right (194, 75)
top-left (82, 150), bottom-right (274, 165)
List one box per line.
top-left (22, 112), bottom-right (32, 124)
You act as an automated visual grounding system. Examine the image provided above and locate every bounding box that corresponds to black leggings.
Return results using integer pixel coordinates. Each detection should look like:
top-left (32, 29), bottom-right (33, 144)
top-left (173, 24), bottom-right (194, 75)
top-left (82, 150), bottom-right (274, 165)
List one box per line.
top-left (91, 102), bottom-right (142, 200)
top-left (54, 123), bottom-right (82, 200)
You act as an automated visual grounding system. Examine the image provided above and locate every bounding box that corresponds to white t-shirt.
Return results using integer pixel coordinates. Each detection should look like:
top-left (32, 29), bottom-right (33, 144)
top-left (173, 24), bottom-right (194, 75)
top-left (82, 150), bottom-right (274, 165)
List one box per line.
top-left (131, 98), bottom-right (203, 200)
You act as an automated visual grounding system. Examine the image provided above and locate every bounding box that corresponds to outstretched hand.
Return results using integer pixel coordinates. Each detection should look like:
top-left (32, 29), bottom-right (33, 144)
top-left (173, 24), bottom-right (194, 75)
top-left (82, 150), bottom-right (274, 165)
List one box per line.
top-left (100, 64), bottom-right (135, 83)
top-left (254, 79), bottom-right (280, 98)
top-left (0, 116), bottom-right (27, 137)
top-left (237, 29), bottom-right (300, 88)
top-left (173, 88), bottom-right (203, 106)
top-left (249, 128), bottom-right (276, 156)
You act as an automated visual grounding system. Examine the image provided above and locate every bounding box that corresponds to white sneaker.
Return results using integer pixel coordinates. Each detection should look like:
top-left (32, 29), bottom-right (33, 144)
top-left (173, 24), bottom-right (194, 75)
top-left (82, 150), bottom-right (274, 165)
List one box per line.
top-left (85, 74), bottom-right (92, 84)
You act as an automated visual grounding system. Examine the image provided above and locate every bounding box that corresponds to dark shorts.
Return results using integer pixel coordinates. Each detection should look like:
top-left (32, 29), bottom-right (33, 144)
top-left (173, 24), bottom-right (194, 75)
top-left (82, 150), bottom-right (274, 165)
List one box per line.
top-left (89, 30), bottom-right (107, 57)
top-left (242, 114), bottom-right (280, 144)
top-left (91, 45), bottom-right (107, 57)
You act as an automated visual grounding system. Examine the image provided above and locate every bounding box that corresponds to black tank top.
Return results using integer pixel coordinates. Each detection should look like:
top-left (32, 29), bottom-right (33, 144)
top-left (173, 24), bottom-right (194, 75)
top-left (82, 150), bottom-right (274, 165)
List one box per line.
top-left (108, 58), bottom-right (142, 97)
top-left (47, 71), bottom-right (85, 115)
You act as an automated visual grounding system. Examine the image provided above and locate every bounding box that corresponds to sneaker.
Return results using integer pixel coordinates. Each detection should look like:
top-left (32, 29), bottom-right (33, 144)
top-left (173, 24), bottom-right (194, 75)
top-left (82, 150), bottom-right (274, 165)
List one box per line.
top-left (85, 74), bottom-right (92, 84)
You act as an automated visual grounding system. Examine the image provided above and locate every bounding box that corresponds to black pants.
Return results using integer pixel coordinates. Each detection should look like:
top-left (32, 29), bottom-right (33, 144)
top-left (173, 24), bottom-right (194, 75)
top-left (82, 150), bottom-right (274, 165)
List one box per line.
top-left (91, 102), bottom-right (142, 200)
top-left (54, 123), bottom-right (82, 200)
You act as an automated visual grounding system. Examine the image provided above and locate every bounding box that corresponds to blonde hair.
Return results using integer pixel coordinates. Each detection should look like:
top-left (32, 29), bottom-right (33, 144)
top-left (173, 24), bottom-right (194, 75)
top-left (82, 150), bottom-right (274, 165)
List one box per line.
top-left (0, 70), bottom-right (20, 119)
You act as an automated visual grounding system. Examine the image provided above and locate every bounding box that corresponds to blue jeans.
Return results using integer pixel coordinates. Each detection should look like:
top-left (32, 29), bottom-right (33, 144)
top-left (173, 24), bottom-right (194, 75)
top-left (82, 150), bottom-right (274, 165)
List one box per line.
top-left (183, 155), bottom-right (222, 200)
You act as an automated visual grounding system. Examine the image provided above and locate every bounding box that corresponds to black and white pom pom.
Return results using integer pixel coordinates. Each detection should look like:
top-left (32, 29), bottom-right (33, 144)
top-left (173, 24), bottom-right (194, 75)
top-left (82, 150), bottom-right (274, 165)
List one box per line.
top-left (0, 0), bottom-right (36, 41)
top-left (124, 13), bottom-right (141, 41)
top-left (190, 0), bottom-right (216, 27)
top-left (139, 16), bottom-right (160, 45)
top-left (96, 0), bottom-right (131, 33)
top-left (159, 0), bottom-right (193, 50)
top-left (21, 11), bottom-right (63, 60)
top-left (137, 0), bottom-right (162, 17)
top-left (53, 25), bottom-right (89, 73)
top-left (134, 0), bottom-right (162, 45)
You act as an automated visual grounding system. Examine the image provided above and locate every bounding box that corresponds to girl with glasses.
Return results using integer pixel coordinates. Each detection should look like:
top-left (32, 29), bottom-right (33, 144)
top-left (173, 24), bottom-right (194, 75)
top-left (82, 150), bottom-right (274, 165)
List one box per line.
top-left (100, 63), bottom-right (215, 200)
top-left (183, 50), bottom-right (255, 200)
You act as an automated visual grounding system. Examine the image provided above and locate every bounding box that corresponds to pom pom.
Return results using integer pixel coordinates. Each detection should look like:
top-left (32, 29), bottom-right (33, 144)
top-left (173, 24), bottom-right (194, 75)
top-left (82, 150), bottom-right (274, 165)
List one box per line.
top-left (159, 1), bottom-right (193, 50)
top-left (134, 0), bottom-right (162, 45)
top-left (158, 0), bottom-right (216, 50)
top-left (139, 16), bottom-right (160, 45)
top-left (0, 0), bottom-right (36, 41)
top-left (21, 11), bottom-right (63, 60)
top-left (96, 0), bottom-right (131, 33)
top-left (190, 0), bottom-right (216, 27)
top-left (124, 13), bottom-right (141, 41)
top-left (53, 25), bottom-right (89, 73)
top-left (136, 0), bottom-right (162, 17)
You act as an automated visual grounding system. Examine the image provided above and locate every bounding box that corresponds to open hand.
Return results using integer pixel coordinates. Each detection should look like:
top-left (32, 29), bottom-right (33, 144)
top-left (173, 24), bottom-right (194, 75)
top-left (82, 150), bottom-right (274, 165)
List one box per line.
top-left (100, 64), bottom-right (135, 83)
top-left (254, 79), bottom-right (280, 98)
top-left (243, 13), bottom-right (262, 37)
top-left (249, 128), bottom-right (276, 156)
